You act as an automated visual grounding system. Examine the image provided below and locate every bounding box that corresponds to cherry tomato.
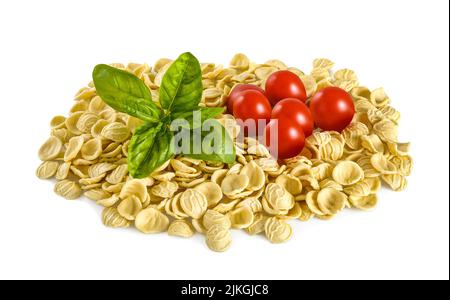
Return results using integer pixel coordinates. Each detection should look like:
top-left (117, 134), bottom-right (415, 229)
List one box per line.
top-left (227, 84), bottom-right (266, 114)
top-left (265, 70), bottom-right (307, 105)
top-left (271, 98), bottom-right (314, 137)
top-left (309, 87), bottom-right (355, 132)
top-left (264, 118), bottom-right (305, 159)
top-left (233, 90), bottom-right (272, 136)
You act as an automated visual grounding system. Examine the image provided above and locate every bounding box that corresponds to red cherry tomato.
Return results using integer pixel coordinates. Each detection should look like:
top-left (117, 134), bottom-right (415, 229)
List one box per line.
top-left (227, 84), bottom-right (266, 114)
top-left (271, 98), bottom-right (314, 137)
top-left (233, 90), bottom-right (272, 136)
top-left (265, 70), bottom-right (307, 105)
top-left (264, 118), bottom-right (305, 159)
top-left (309, 87), bottom-right (355, 132)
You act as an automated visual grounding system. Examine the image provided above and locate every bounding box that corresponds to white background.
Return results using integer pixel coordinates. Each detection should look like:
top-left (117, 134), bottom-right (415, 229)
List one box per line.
top-left (0, 0), bottom-right (448, 280)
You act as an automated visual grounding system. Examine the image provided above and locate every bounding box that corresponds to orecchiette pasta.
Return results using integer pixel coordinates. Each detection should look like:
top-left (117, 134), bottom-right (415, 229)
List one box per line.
top-left (37, 55), bottom-right (412, 252)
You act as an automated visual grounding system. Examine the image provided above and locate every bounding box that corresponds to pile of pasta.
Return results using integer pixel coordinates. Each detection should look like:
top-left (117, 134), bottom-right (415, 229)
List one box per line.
top-left (37, 54), bottom-right (412, 252)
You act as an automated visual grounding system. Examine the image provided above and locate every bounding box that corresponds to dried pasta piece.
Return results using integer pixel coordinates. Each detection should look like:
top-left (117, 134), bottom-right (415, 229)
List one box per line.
top-left (263, 183), bottom-right (294, 215)
top-left (106, 164), bottom-right (129, 184)
top-left (55, 162), bottom-right (71, 180)
top-left (317, 188), bottom-right (347, 215)
top-left (343, 180), bottom-right (371, 198)
top-left (391, 155), bottom-right (413, 176)
top-left (151, 181), bottom-right (179, 199)
top-left (50, 115), bottom-right (66, 129)
top-left (349, 194), bottom-right (378, 210)
top-left (255, 66), bottom-right (277, 80)
top-left (88, 96), bottom-right (107, 113)
top-left (235, 198), bottom-right (262, 215)
top-left (54, 180), bottom-right (82, 200)
top-left (319, 178), bottom-right (343, 191)
top-left (117, 195), bottom-right (142, 221)
top-left (101, 122), bottom-right (130, 142)
top-left (298, 202), bottom-right (314, 221)
top-left (361, 134), bottom-right (385, 153)
top-left (246, 213), bottom-right (268, 235)
top-left (135, 207), bottom-right (169, 234)
top-left (191, 218), bottom-right (207, 234)
top-left (119, 179), bottom-right (148, 203)
top-left (313, 58), bottom-right (334, 70)
top-left (240, 161), bottom-right (265, 191)
top-left (382, 174), bottom-right (408, 192)
top-left (38, 136), bottom-right (62, 161)
top-left (76, 112), bottom-right (99, 133)
top-left (230, 53), bottom-right (250, 71)
top-left (180, 189), bottom-right (208, 219)
top-left (203, 210), bottom-right (231, 230)
top-left (65, 112), bottom-right (84, 135)
top-left (342, 122), bottom-right (369, 150)
top-left (265, 217), bottom-right (293, 244)
top-left (357, 156), bottom-right (380, 178)
top-left (221, 174), bottom-right (250, 197)
top-left (305, 190), bottom-right (324, 216)
top-left (96, 194), bottom-right (120, 207)
top-left (88, 162), bottom-right (117, 178)
top-left (36, 161), bottom-right (59, 179)
top-left (84, 188), bottom-right (111, 201)
top-left (370, 153), bottom-right (397, 174)
top-left (387, 141), bottom-right (410, 157)
top-left (229, 206), bottom-right (254, 229)
top-left (168, 220), bottom-right (195, 238)
top-left (370, 88), bottom-right (390, 107)
top-left (373, 119), bottom-right (398, 142)
top-left (102, 207), bottom-right (130, 228)
top-left (81, 138), bottom-right (102, 160)
top-left (310, 163), bottom-right (333, 182)
top-left (194, 182), bottom-right (223, 208)
top-left (205, 224), bottom-right (232, 252)
top-left (332, 161), bottom-right (364, 186)
top-left (64, 136), bottom-right (84, 162)
top-left (275, 174), bottom-right (302, 196)
top-left (91, 119), bottom-right (109, 138)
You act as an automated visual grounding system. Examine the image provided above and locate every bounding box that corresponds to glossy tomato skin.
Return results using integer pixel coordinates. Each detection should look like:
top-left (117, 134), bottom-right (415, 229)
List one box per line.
top-left (271, 98), bottom-right (314, 137)
top-left (309, 87), bottom-right (355, 132)
top-left (265, 70), bottom-right (307, 105)
top-left (233, 90), bottom-right (272, 136)
top-left (264, 118), bottom-right (305, 159)
top-left (227, 84), bottom-right (266, 114)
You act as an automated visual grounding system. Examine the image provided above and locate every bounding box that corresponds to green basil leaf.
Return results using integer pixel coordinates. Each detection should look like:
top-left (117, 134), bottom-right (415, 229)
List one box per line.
top-left (93, 64), bottom-right (162, 123)
top-left (180, 119), bottom-right (235, 164)
top-left (159, 52), bottom-right (203, 114)
top-left (128, 123), bottom-right (174, 178)
top-left (171, 107), bottom-right (225, 129)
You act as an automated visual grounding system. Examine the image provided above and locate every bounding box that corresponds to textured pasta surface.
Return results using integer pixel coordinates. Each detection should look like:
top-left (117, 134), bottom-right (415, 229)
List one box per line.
top-left (37, 54), bottom-right (412, 252)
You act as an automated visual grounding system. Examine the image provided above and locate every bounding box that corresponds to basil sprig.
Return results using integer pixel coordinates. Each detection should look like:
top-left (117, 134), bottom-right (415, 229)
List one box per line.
top-left (93, 52), bottom-right (235, 178)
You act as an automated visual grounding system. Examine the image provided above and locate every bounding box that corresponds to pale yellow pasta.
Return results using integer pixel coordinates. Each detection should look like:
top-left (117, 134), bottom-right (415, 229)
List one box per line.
top-left (38, 136), bottom-right (62, 161)
top-left (316, 188), bottom-right (347, 215)
top-left (229, 206), bottom-right (254, 229)
top-left (179, 189), bottom-right (208, 219)
top-left (37, 55), bottom-right (412, 252)
top-left (117, 195), bottom-right (142, 221)
top-left (205, 224), bottom-right (232, 252)
top-left (54, 180), bottom-right (82, 200)
top-left (135, 207), bottom-right (169, 234)
top-left (102, 207), bottom-right (131, 228)
top-left (168, 220), bottom-right (195, 238)
top-left (332, 161), bottom-right (365, 186)
top-left (265, 217), bottom-right (293, 244)
top-left (36, 161), bottom-right (59, 179)
top-left (64, 136), bottom-right (84, 162)
top-left (101, 122), bottom-right (130, 142)
top-left (193, 182), bottom-right (223, 208)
